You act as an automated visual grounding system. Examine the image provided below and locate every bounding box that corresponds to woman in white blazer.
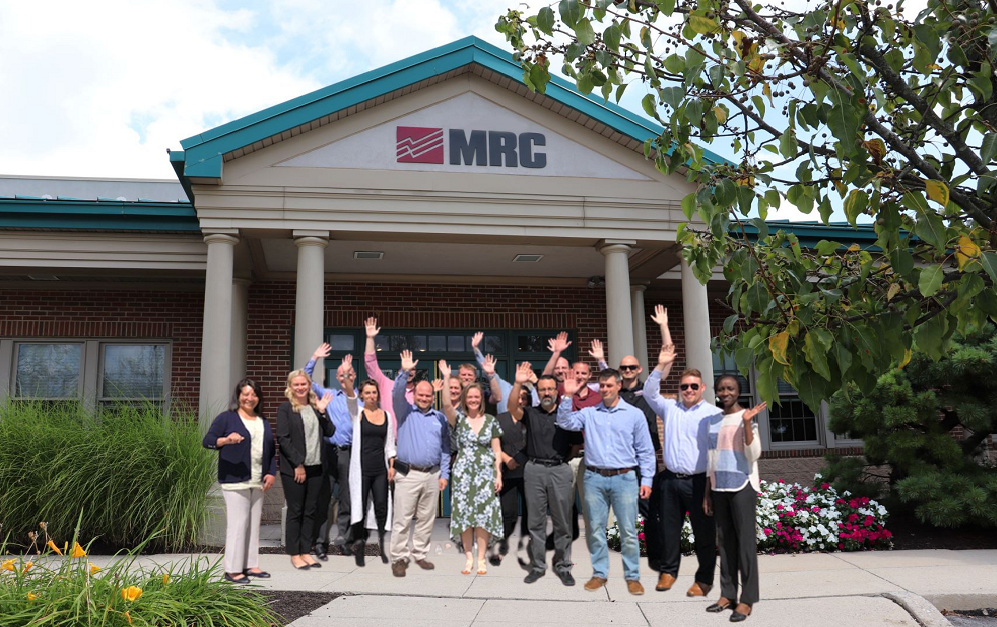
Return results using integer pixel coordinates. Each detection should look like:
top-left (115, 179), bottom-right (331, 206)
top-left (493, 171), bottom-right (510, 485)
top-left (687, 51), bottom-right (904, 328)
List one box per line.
top-left (345, 378), bottom-right (396, 567)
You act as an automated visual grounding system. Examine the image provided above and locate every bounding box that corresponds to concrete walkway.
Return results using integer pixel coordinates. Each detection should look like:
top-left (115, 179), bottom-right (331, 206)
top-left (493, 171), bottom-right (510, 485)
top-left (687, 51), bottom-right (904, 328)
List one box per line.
top-left (90, 521), bottom-right (997, 627)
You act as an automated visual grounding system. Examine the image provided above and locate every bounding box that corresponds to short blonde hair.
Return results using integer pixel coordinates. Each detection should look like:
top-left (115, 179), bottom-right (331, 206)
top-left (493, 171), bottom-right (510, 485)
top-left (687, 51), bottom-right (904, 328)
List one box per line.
top-left (285, 369), bottom-right (318, 412)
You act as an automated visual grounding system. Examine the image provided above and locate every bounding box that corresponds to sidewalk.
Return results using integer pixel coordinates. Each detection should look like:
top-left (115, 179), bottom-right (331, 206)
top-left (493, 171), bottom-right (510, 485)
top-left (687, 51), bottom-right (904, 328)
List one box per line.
top-left (93, 520), bottom-right (997, 627)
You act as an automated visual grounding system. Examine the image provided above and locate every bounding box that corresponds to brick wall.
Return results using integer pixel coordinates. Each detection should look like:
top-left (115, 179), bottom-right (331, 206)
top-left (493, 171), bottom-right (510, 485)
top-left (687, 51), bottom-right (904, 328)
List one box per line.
top-left (0, 287), bottom-right (204, 406)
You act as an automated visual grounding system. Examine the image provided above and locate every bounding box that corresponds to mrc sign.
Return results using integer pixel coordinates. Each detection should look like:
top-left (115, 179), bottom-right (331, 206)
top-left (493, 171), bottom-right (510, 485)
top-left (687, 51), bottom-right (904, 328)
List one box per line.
top-left (396, 126), bottom-right (547, 168)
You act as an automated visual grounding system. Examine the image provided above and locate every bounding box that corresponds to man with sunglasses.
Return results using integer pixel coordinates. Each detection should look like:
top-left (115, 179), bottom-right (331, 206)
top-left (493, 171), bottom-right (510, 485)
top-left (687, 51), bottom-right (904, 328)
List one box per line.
top-left (642, 306), bottom-right (721, 599)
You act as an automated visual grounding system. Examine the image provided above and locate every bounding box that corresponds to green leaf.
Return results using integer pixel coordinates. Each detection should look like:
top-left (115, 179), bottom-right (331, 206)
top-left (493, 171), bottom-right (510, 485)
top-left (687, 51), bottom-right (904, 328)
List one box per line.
top-left (904, 191), bottom-right (947, 251)
top-left (664, 54), bottom-right (685, 74)
top-left (575, 18), bottom-right (596, 45)
top-left (815, 240), bottom-right (841, 255)
top-left (577, 73), bottom-right (594, 94)
top-left (681, 193), bottom-right (697, 220)
top-left (982, 134), bottom-right (997, 165)
top-left (558, 0), bottom-right (580, 27)
top-left (826, 88), bottom-right (862, 143)
top-left (979, 252), bottom-right (997, 284)
top-left (641, 93), bottom-right (657, 118)
top-left (918, 264), bottom-right (945, 297)
top-left (844, 189), bottom-right (868, 226)
top-left (688, 13), bottom-right (718, 35)
top-left (804, 331), bottom-right (832, 381)
top-left (834, 341), bottom-right (853, 378)
top-left (913, 312), bottom-right (949, 360)
top-left (715, 178), bottom-right (737, 206)
top-left (660, 86), bottom-right (684, 109)
top-left (536, 7), bottom-right (555, 35)
top-left (657, 0), bottom-right (676, 15)
top-left (749, 217), bottom-right (769, 240)
top-left (779, 129), bottom-right (797, 158)
top-left (754, 356), bottom-right (781, 405)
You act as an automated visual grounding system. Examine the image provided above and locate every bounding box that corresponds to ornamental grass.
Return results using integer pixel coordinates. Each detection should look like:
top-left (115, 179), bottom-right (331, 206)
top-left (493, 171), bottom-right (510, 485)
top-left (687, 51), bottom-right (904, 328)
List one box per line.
top-left (0, 401), bottom-right (214, 552)
top-left (0, 526), bottom-right (279, 627)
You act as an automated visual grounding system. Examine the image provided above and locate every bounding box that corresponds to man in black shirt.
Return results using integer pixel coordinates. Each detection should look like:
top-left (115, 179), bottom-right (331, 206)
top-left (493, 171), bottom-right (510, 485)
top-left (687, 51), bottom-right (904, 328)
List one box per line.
top-left (508, 364), bottom-right (579, 586)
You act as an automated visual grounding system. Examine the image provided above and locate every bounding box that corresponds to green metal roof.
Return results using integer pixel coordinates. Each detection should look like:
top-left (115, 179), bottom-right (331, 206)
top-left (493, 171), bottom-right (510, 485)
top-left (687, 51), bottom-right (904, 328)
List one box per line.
top-left (171, 36), bottom-right (728, 187)
top-left (739, 220), bottom-right (882, 249)
top-left (0, 198), bottom-right (199, 232)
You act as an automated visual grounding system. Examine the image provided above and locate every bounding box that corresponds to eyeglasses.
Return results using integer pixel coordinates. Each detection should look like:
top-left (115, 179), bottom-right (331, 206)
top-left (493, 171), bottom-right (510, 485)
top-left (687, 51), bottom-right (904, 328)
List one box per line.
top-left (619, 365), bottom-right (639, 371)
top-left (680, 383), bottom-right (701, 391)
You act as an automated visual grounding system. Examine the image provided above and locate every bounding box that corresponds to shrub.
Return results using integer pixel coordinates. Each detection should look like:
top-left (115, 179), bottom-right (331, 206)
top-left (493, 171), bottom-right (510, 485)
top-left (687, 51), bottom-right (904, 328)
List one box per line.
top-left (0, 401), bottom-right (214, 552)
top-left (0, 531), bottom-right (278, 627)
top-left (606, 515), bottom-right (694, 555)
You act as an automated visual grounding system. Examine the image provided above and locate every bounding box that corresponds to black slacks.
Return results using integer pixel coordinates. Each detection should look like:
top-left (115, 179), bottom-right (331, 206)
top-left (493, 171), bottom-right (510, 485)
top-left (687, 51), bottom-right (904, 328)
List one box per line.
top-left (643, 470), bottom-right (665, 571)
top-left (316, 445), bottom-right (352, 547)
top-left (499, 475), bottom-right (528, 542)
top-left (714, 485), bottom-right (759, 605)
top-left (282, 464), bottom-right (325, 556)
top-left (658, 470), bottom-right (716, 585)
top-left (351, 471), bottom-right (389, 542)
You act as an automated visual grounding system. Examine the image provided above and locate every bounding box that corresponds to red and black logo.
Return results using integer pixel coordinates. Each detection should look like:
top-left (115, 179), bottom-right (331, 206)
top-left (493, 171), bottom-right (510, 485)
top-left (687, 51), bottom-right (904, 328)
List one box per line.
top-left (396, 126), bottom-right (445, 164)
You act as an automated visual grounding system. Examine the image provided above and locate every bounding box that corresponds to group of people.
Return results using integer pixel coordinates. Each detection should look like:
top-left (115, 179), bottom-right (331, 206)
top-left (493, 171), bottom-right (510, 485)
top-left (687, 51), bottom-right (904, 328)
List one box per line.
top-left (203, 308), bottom-right (766, 622)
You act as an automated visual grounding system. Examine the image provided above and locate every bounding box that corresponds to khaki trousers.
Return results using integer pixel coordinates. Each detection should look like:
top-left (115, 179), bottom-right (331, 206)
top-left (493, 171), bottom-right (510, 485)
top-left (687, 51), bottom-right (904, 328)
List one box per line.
top-left (221, 487), bottom-right (264, 574)
top-left (390, 468), bottom-right (440, 563)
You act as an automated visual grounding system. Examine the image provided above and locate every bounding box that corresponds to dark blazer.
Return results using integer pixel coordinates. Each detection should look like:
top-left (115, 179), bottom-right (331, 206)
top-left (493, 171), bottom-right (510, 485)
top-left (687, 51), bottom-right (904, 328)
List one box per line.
top-left (276, 400), bottom-right (336, 476)
top-left (202, 410), bottom-right (277, 484)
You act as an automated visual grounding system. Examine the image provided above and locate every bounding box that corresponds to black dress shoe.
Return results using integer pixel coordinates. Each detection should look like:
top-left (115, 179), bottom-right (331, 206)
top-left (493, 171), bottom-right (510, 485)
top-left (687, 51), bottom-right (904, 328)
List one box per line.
top-left (706, 602), bottom-right (733, 613)
top-left (224, 573), bottom-right (250, 584)
top-left (555, 570), bottom-right (575, 586)
top-left (730, 605), bottom-right (752, 622)
top-left (354, 540), bottom-right (365, 567)
top-left (523, 570), bottom-right (545, 584)
top-left (308, 561), bottom-right (322, 568)
top-left (243, 569), bottom-right (271, 579)
top-left (312, 545), bottom-right (328, 561)
top-left (498, 539), bottom-right (509, 556)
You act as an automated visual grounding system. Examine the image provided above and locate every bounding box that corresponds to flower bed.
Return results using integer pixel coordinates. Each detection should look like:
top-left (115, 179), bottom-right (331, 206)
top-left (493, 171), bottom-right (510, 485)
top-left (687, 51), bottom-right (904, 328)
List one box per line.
top-left (606, 474), bottom-right (891, 555)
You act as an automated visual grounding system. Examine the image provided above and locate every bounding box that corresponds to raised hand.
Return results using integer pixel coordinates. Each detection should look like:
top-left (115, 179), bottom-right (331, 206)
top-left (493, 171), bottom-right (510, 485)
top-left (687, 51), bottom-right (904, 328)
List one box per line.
top-left (401, 349), bottom-right (418, 373)
top-left (312, 342), bottom-right (331, 361)
top-left (514, 361), bottom-right (533, 384)
top-left (471, 331), bottom-right (484, 350)
top-left (438, 359), bottom-right (451, 379)
top-left (650, 305), bottom-right (669, 329)
top-left (340, 353), bottom-right (354, 372)
top-left (658, 343), bottom-right (676, 367)
top-left (432, 378), bottom-right (445, 393)
top-left (588, 339), bottom-right (605, 362)
top-left (364, 317), bottom-right (380, 338)
top-left (315, 390), bottom-right (334, 413)
top-left (482, 354), bottom-right (497, 376)
top-left (562, 375), bottom-right (581, 397)
top-left (743, 402), bottom-right (767, 422)
top-left (548, 331), bottom-right (572, 354)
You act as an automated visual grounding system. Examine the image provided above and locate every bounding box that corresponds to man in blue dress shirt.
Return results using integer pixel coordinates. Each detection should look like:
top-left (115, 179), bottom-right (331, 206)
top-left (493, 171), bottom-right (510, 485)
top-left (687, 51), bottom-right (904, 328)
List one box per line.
top-left (304, 345), bottom-right (357, 559)
top-left (557, 368), bottom-right (655, 596)
top-left (643, 331), bottom-right (722, 597)
top-left (390, 349), bottom-right (451, 577)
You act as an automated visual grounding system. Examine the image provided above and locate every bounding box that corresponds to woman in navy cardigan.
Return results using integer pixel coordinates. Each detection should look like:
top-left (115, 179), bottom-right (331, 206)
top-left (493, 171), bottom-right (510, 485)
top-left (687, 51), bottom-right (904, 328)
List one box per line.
top-left (203, 378), bottom-right (276, 584)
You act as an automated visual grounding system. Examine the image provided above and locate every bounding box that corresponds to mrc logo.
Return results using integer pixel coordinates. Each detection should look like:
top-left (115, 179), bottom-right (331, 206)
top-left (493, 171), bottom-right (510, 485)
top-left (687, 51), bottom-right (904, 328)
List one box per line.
top-left (396, 126), bottom-right (547, 168)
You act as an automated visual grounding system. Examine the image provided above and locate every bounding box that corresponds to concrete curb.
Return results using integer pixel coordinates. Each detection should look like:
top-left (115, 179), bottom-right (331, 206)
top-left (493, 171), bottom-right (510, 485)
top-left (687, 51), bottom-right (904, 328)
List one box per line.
top-left (882, 591), bottom-right (952, 627)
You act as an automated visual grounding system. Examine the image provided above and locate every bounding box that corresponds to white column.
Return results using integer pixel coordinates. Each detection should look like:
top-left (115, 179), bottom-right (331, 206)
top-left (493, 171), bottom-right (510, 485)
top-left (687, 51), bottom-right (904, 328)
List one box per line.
top-left (681, 258), bottom-right (714, 389)
top-left (230, 278), bottom-right (250, 390)
top-left (199, 232), bottom-right (239, 427)
top-left (293, 232), bottom-right (329, 384)
top-left (630, 284), bottom-right (649, 372)
top-left (598, 240), bottom-right (636, 368)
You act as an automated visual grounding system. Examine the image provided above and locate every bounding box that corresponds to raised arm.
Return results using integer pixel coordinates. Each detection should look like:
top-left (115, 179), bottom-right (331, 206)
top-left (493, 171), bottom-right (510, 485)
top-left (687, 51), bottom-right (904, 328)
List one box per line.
top-left (554, 376), bottom-right (587, 431)
top-left (742, 402), bottom-right (766, 464)
top-left (481, 354), bottom-right (503, 407)
top-left (364, 317), bottom-right (391, 388)
top-left (393, 351), bottom-right (416, 426)
top-left (589, 339), bottom-right (609, 372)
top-left (507, 361), bottom-right (532, 423)
top-left (542, 331), bottom-right (572, 376)
top-left (438, 360), bottom-right (458, 426)
top-left (643, 344), bottom-right (677, 419)
top-left (304, 343), bottom-right (336, 397)
top-left (651, 305), bottom-right (673, 348)
top-left (473, 332), bottom-right (510, 405)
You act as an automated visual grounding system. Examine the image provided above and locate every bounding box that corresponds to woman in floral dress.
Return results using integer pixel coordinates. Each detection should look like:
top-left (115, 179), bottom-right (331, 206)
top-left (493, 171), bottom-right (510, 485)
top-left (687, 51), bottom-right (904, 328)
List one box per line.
top-left (439, 360), bottom-right (503, 575)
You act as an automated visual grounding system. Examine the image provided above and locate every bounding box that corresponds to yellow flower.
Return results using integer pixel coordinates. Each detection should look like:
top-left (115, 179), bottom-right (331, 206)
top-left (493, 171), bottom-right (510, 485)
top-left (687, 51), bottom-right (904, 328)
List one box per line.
top-left (121, 586), bottom-right (143, 602)
top-left (27, 592), bottom-right (38, 602)
top-left (2, 559), bottom-right (14, 572)
top-left (71, 542), bottom-right (87, 559)
top-left (47, 540), bottom-right (63, 556)
top-left (162, 574), bottom-right (170, 585)
top-left (89, 563), bottom-right (102, 575)
top-left (23, 561), bottom-right (33, 574)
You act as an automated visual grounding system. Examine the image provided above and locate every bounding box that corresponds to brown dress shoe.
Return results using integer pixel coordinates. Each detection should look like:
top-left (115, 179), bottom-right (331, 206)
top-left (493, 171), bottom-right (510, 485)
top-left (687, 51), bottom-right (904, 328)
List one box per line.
top-left (687, 582), bottom-right (713, 597)
top-left (583, 576), bottom-right (608, 591)
top-left (414, 558), bottom-right (435, 570)
top-left (626, 580), bottom-right (645, 595)
top-left (391, 560), bottom-right (408, 577)
top-left (655, 573), bottom-right (676, 591)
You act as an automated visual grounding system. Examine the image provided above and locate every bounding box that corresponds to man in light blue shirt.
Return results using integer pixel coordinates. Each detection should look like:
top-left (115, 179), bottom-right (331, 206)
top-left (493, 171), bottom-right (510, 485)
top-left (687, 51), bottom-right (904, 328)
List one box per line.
top-left (390, 350), bottom-right (451, 577)
top-left (557, 368), bottom-right (655, 596)
top-left (643, 338), bottom-right (721, 597)
top-left (304, 346), bottom-right (357, 558)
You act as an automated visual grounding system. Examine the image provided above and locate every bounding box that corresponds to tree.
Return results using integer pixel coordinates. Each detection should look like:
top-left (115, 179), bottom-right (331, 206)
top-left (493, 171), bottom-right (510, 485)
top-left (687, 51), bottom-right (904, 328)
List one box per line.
top-left (496, 0), bottom-right (997, 410)
top-left (825, 325), bottom-right (997, 527)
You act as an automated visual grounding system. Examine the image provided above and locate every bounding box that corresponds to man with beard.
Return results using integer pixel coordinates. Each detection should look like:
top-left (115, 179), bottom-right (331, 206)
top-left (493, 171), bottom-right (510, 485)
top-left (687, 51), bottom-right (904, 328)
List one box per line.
top-left (507, 363), bottom-right (579, 586)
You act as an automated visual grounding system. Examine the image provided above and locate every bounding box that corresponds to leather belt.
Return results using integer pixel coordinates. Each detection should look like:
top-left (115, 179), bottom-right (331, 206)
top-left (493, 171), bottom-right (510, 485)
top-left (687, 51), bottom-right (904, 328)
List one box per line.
top-left (529, 458), bottom-right (566, 467)
top-left (335, 445), bottom-right (351, 451)
top-left (668, 471), bottom-right (701, 479)
top-left (407, 463), bottom-right (440, 473)
top-left (587, 467), bottom-right (634, 477)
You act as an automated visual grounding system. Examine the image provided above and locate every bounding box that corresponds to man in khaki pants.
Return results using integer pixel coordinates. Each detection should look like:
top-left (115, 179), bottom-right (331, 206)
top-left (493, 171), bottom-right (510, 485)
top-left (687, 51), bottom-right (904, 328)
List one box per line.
top-left (389, 350), bottom-right (451, 577)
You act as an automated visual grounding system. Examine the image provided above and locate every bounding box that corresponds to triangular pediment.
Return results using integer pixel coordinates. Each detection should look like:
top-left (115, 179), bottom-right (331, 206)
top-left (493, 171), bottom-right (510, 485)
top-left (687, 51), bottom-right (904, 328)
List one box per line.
top-left (275, 92), bottom-right (651, 181)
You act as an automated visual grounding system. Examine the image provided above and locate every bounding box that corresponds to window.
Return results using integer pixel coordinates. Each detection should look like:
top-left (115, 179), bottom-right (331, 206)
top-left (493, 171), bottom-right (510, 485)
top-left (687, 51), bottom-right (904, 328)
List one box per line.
top-left (768, 380), bottom-right (820, 445)
top-left (2, 340), bottom-right (170, 409)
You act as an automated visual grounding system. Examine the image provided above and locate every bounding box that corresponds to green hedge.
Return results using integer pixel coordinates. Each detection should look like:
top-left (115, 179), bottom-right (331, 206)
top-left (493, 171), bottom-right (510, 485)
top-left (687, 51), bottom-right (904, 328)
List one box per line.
top-left (0, 402), bottom-right (214, 552)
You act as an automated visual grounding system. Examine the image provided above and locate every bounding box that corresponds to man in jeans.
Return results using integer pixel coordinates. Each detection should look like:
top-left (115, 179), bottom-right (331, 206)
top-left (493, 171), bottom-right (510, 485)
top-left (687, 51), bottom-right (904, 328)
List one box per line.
top-left (557, 368), bottom-right (655, 596)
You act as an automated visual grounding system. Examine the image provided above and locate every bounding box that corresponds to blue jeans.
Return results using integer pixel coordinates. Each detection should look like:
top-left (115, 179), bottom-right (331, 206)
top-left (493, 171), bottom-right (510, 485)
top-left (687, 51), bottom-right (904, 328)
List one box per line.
top-left (583, 469), bottom-right (640, 580)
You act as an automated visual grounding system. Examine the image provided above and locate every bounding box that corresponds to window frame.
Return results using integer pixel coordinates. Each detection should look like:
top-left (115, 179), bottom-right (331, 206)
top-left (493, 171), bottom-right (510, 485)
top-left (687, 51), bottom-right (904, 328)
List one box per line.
top-left (96, 341), bottom-right (172, 409)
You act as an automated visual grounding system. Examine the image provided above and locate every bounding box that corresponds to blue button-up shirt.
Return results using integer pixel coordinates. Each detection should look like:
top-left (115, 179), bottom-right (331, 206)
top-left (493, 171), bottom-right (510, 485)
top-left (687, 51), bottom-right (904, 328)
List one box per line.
top-left (304, 358), bottom-right (355, 447)
top-left (392, 370), bottom-right (451, 480)
top-left (556, 396), bottom-right (655, 487)
top-left (642, 369), bottom-right (720, 475)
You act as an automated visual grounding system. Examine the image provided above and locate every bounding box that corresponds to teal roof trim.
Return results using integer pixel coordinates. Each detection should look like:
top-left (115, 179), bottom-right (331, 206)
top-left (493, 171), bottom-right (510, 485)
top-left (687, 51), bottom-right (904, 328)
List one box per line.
top-left (0, 198), bottom-right (200, 232)
top-left (173, 36), bottom-right (728, 183)
top-left (738, 220), bottom-right (884, 249)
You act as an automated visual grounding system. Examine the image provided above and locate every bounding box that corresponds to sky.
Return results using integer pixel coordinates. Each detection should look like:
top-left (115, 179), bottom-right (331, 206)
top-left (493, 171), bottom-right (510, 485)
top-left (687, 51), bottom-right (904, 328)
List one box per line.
top-left (0, 0), bottom-right (849, 221)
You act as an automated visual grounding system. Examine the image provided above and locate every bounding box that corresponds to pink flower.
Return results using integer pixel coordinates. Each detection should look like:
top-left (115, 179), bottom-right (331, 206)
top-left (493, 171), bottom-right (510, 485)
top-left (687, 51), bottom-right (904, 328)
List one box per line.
top-left (638, 532), bottom-right (645, 540)
top-left (821, 483), bottom-right (830, 490)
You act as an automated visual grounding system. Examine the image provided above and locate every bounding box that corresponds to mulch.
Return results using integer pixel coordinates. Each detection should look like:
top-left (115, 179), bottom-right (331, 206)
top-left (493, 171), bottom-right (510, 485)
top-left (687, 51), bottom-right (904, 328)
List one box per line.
top-left (885, 510), bottom-right (997, 551)
top-left (260, 590), bottom-right (339, 625)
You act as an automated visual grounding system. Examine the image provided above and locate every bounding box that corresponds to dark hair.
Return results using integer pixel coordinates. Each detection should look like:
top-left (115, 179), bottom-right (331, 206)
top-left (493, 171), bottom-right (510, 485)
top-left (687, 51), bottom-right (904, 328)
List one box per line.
top-left (230, 378), bottom-right (263, 414)
top-left (715, 374), bottom-right (742, 395)
top-left (597, 368), bottom-right (621, 384)
top-left (359, 379), bottom-right (380, 401)
top-left (537, 374), bottom-right (558, 385)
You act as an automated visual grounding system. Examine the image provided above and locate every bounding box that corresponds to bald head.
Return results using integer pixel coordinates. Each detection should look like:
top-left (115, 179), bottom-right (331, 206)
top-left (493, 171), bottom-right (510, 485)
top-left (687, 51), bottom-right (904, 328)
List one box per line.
top-left (618, 355), bottom-right (642, 387)
top-left (414, 380), bottom-right (434, 411)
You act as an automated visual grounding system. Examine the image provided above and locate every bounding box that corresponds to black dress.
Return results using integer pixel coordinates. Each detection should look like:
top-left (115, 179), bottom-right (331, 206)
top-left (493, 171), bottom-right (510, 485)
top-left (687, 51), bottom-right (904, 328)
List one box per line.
top-left (353, 411), bottom-right (389, 540)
